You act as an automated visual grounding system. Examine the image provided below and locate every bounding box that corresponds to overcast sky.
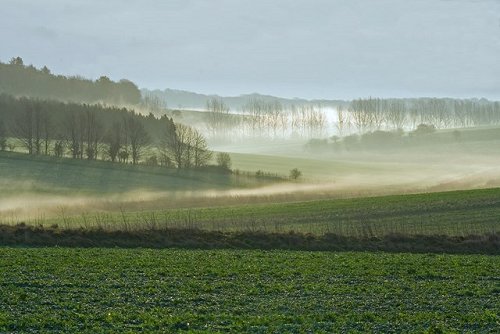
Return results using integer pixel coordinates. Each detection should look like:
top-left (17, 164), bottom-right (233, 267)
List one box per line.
top-left (1, 0), bottom-right (499, 99)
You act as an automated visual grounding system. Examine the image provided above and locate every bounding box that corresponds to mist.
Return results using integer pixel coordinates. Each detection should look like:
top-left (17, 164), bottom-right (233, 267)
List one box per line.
top-left (2, 140), bottom-right (500, 222)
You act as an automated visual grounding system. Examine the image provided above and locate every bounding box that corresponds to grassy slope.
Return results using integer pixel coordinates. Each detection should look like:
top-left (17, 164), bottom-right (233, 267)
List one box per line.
top-left (0, 151), bottom-right (261, 196)
top-left (36, 187), bottom-right (500, 236)
top-left (226, 125), bottom-right (500, 179)
top-left (0, 248), bottom-right (498, 332)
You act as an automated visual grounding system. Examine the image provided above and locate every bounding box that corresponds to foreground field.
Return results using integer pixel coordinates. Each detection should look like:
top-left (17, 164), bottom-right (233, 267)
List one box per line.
top-left (0, 248), bottom-right (498, 333)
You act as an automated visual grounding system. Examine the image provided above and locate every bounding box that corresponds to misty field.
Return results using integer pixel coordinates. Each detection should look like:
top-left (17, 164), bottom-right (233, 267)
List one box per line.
top-left (0, 248), bottom-right (498, 333)
top-left (14, 187), bottom-right (499, 238)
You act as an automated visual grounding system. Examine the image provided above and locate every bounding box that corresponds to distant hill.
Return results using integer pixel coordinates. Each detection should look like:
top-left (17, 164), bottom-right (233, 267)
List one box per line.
top-left (142, 88), bottom-right (349, 111)
top-left (0, 57), bottom-right (141, 106)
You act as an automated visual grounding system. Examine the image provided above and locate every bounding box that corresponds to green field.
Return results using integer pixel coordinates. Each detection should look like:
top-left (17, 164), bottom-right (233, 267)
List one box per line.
top-left (0, 248), bottom-right (498, 333)
top-left (26, 187), bottom-right (500, 237)
top-left (2, 148), bottom-right (500, 239)
top-left (0, 151), bottom-right (249, 197)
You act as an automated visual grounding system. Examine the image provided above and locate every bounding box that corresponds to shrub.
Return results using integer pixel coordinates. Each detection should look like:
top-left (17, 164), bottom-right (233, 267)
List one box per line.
top-left (361, 130), bottom-right (403, 149)
top-left (412, 124), bottom-right (436, 136)
top-left (343, 134), bottom-right (360, 150)
top-left (305, 138), bottom-right (328, 151)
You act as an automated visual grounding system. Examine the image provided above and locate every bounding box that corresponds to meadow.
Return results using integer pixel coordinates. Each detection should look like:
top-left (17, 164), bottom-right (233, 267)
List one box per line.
top-left (3, 132), bottom-right (500, 226)
top-left (0, 248), bottom-right (498, 333)
top-left (7, 187), bottom-right (498, 238)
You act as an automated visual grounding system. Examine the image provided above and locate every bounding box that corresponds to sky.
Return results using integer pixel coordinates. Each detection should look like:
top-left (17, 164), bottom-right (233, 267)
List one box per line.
top-left (1, 0), bottom-right (499, 100)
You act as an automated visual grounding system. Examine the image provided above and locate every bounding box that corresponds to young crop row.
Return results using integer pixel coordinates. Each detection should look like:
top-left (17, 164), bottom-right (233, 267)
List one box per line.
top-left (0, 248), bottom-right (498, 332)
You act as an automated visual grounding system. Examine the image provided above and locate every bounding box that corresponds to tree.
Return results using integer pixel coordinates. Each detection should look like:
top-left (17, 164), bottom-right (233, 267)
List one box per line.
top-left (192, 130), bottom-right (212, 168)
top-left (54, 141), bottom-right (64, 157)
top-left (216, 152), bottom-right (231, 170)
top-left (160, 122), bottom-right (212, 169)
top-left (205, 98), bottom-right (230, 138)
top-left (386, 100), bottom-right (407, 130)
top-left (125, 116), bottom-right (149, 164)
top-left (118, 79), bottom-right (141, 105)
top-left (41, 109), bottom-right (52, 155)
top-left (336, 105), bottom-right (347, 137)
top-left (83, 110), bottom-right (103, 160)
top-left (13, 101), bottom-right (35, 154)
top-left (289, 168), bottom-right (302, 180)
top-left (9, 56), bottom-right (24, 66)
top-left (0, 119), bottom-right (6, 151)
top-left (106, 122), bottom-right (123, 162)
top-left (65, 111), bottom-right (82, 159)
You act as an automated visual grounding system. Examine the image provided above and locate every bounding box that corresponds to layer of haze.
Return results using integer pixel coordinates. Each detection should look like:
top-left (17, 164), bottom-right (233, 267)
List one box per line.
top-left (2, 146), bottom-right (500, 221)
top-left (1, 0), bottom-right (499, 100)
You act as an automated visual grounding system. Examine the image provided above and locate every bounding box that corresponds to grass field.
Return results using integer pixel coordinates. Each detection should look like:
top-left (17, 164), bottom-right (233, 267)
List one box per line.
top-left (18, 187), bottom-right (500, 237)
top-left (0, 248), bottom-right (498, 333)
top-left (3, 146), bottom-right (500, 229)
top-left (0, 151), bottom-right (279, 218)
top-left (0, 151), bottom-right (248, 197)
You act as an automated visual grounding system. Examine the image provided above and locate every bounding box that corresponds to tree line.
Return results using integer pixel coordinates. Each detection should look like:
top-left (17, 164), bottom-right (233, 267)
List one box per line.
top-left (0, 57), bottom-right (141, 106)
top-left (340, 97), bottom-right (500, 135)
top-left (0, 94), bottom-right (213, 169)
top-left (200, 96), bottom-right (500, 142)
top-left (203, 97), bottom-right (328, 140)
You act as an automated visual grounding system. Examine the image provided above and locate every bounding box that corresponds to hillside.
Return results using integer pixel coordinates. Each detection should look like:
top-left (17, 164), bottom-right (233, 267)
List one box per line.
top-left (0, 57), bottom-right (141, 105)
top-left (0, 151), bottom-right (265, 196)
top-left (0, 151), bottom-right (279, 220)
top-left (143, 88), bottom-right (349, 110)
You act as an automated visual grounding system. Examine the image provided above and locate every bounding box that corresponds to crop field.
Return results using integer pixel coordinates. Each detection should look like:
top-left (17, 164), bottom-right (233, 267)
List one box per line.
top-left (0, 248), bottom-right (498, 333)
top-left (20, 187), bottom-right (500, 237)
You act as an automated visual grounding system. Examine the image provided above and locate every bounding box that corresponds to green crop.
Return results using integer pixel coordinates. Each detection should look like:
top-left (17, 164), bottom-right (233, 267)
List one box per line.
top-left (0, 248), bottom-right (498, 333)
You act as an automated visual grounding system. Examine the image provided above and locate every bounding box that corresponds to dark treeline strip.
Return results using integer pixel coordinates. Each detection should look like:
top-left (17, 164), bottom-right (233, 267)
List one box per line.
top-left (0, 57), bottom-right (141, 105)
top-left (0, 94), bottom-right (214, 168)
top-left (1, 224), bottom-right (498, 254)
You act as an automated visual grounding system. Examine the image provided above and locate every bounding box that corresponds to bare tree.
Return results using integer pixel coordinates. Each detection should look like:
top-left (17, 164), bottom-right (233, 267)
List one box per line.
top-left (349, 99), bottom-right (371, 134)
top-left (106, 122), bottom-right (123, 162)
top-left (336, 105), bottom-right (346, 137)
top-left (126, 116), bottom-right (150, 164)
top-left (83, 110), bottom-right (99, 160)
top-left (161, 123), bottom-right (188, 169)
top-left (205, 98), bottom-right (230, 138)
top-left (192, 128), bottom-right (212, 167)
top-left (41, 111), bottom-right (52, 155)
top-left (14, 102), bottom-right (35, 154)
top-left (65, 111), bottom-right (82, 159)
top-left (161, 123), bottom-right (211, 169)
top-left (0, 119), bottom-right (7, 151)
top-left (387, 100), bottom-right (407, 130)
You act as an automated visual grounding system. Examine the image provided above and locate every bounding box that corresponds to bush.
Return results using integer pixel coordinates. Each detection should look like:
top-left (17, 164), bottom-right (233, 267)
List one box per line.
top-left (343, 134), bottom-right (360, 150)
top-left (361, 130), bottom-right (403, 149)
top-left (412, 124), bottom-right (436, 136)
top-left (305, 138), bottom-right (328, 151)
